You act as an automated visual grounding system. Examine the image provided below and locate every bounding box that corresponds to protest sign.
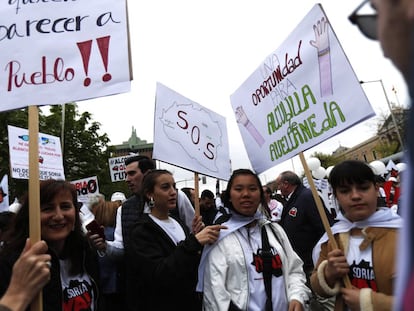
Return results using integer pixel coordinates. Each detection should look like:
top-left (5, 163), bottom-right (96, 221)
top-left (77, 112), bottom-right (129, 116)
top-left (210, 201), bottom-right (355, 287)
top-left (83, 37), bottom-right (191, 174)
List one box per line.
top-left (108, 155), bottom-right (128, 182)
top-left (230, 4), bottom-right (375, 174)
top-left (70, 176), bottom-right (99, 203)
top-left (153, 82), bottom-right (231, 181)
top-left (0, 0), bottom-right (130, 112)
top-left (8, 125), bottom-right (65, 180)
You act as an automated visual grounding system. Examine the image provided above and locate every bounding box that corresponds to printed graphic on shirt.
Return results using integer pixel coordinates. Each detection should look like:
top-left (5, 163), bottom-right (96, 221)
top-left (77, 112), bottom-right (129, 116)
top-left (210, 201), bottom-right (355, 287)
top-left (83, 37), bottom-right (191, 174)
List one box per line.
top-left (348, 259), bottom-right (377, 291)
top-left (62, 279), bottom-right (93, 311)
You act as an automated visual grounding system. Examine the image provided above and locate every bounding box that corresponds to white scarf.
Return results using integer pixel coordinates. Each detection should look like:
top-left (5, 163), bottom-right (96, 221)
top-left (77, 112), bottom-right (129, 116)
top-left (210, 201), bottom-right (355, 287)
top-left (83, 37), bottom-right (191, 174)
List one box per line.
top-left (312, 207), bottom-right (402, 265)
top-left (196, 210), bottom-right (264, 292)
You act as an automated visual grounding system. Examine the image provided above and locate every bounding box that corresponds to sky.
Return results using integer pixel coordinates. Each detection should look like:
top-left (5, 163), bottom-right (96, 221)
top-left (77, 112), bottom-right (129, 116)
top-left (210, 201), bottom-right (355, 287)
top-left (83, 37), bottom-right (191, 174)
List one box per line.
top-left (76, 0), bottom-right (409, 191)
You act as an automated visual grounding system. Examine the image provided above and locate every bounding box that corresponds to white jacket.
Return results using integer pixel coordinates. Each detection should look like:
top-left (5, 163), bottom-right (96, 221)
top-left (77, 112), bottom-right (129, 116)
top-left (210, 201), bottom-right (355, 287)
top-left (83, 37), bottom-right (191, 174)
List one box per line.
top-left (202, 222), bottom-right (310, 310)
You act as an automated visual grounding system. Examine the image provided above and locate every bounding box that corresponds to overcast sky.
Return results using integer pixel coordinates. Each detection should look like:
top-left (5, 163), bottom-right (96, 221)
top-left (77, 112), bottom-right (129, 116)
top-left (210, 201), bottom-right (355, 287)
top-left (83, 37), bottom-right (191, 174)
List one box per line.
top-left (77, 0), bottom-right (409, 188)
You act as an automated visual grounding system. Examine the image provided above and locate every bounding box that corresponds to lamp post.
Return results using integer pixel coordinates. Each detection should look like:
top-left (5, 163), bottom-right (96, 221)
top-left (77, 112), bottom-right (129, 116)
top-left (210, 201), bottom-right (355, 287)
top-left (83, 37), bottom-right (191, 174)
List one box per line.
top-left (360, 79), bottom-right (404, 149)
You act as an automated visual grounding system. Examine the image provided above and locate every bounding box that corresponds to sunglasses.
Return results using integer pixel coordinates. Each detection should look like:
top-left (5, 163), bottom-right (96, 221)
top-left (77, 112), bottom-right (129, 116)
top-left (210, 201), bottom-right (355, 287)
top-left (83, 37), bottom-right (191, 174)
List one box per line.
top-left (348, 0), bottom-right (378, 40)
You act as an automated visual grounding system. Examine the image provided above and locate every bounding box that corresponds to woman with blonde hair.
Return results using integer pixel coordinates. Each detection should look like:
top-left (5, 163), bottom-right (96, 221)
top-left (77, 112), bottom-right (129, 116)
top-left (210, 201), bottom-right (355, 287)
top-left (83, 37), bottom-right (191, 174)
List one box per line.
top-left (88, 195), bottom-right (122, 311)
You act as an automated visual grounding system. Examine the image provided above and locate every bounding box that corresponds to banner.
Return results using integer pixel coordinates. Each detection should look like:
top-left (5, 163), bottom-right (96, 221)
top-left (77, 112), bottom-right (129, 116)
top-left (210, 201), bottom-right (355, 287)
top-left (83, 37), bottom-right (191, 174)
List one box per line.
top-left (70, 176), bottom-right (99, 203)
top-left (8, 125), bottom-right (65, 180)
top-left (0, 175), bottom-right (9, 212)
top-left (153, 82), bottom-right (231, 180)
top-left (230, 4), bottom-right (375, 174)
top-left (0, 0), bottom-right (130, 112)
top-left (108, 155), bottom-right (128, 182)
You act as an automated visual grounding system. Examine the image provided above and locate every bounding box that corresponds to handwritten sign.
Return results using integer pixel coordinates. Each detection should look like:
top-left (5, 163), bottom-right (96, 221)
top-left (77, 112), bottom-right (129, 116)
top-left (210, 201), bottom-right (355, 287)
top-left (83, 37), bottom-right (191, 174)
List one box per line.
top-left (8, 125), bottom-right (65, 180)
top-left (230, 4), bottom-right (375, 174)
top-left (70, 176), bottom-right (99, 203)
top-left (108, 155), bottom-right (128, 182)
top-left (0, 0), bottom-right (130, 112)
top-left (153, 82), bottom-right (231, 180)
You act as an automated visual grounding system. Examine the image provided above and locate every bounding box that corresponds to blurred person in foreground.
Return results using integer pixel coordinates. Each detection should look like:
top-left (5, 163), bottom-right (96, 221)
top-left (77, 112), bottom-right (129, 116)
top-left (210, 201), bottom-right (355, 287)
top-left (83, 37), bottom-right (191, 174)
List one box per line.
top-left (348, 0), bottom-right (414, 309)
top-left (0, 179), bottom-right (100, 311)
top-left (311, 160), bottom-right (402, 311)
top-left (0, 239), bottom-right (50, 311)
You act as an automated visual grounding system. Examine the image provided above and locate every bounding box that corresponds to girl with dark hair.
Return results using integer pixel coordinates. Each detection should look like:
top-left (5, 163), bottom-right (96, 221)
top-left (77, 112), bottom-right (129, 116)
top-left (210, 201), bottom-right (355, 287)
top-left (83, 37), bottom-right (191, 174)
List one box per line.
top-left (0, 179), bottom-right (100, 311)
top-left (198, 168), bottom-right (310, 310)
top-left (126, 169), bottom-right (225, 311)
top-left (311, 160), bottom-right (402, 311)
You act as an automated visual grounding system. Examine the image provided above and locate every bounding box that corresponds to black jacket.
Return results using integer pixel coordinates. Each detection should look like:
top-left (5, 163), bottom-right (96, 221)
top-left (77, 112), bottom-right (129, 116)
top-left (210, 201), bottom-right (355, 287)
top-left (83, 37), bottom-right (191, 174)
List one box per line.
top-left (126, 214), bottom-right (202, 311)
top-left (279, 184), bottom-right (333, 271)
top-left (121, 194), bottom-right (143, 250)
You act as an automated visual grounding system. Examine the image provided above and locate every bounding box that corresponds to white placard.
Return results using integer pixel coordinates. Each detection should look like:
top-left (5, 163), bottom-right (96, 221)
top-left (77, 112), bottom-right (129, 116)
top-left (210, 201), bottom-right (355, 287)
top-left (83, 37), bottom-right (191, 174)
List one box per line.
top-left (153, 82), bottom-right (231, 180)
top-left (230, 4), bottom-right (375, 174)
top-left (0, 0), bottom-right (130, 112)
top-left (70, 176), bottom-right (99, 203)
top-left (8, 125), bottom-right (65, 180)
top-left (108, 155), bottom-right (128, 182)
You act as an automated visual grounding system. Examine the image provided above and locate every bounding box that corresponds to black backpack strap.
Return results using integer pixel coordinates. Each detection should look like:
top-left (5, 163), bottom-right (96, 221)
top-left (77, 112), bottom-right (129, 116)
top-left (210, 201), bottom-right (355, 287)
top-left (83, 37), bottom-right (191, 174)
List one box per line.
top-left (214, 206), bottom-right (231, 224)
top-left (261, 225), bottom-right (273, 311)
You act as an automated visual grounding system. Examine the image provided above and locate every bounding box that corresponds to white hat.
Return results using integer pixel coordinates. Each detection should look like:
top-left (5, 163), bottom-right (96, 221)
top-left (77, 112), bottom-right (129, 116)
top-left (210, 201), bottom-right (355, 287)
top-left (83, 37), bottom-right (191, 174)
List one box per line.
top-left (111, 192), bottom-right (126, 202)
top-left (388, 177), bottom-right (398, 182)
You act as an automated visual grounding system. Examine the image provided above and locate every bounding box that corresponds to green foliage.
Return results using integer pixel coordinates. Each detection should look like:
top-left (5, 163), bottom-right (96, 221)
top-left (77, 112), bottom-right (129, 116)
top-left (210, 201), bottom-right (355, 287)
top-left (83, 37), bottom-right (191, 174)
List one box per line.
top-left (373, 141), bottom-right (400, 159)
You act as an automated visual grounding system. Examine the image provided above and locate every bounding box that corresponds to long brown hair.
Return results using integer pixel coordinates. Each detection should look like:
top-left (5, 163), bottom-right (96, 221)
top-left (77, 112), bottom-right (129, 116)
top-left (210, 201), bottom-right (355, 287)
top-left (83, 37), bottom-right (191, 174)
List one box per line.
top-left (93, 200), bottom-right (121, 227)
top-left (1, 179), bottom-right (86, 274)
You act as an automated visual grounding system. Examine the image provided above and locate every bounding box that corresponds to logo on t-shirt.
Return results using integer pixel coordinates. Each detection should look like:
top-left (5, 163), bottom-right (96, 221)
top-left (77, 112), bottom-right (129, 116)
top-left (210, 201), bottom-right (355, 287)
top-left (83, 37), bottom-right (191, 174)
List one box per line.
top-left (62, 279), bottom-right (93, 311)
top-left (349, 259), bottom-right (378, 291)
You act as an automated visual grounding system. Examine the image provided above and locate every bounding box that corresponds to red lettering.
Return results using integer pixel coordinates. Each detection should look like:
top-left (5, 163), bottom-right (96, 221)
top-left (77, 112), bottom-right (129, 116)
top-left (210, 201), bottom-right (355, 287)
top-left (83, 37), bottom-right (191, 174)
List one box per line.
top-left (177, 110), bottom-right (189, 129)
top-left (6, 56), bottom-right (75, 91)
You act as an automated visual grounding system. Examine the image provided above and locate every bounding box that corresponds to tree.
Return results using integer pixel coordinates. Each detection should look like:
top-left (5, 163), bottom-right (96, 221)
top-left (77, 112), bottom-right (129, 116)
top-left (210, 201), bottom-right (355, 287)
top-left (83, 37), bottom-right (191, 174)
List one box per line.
top-left (40, 104), bottom-right (118, 198)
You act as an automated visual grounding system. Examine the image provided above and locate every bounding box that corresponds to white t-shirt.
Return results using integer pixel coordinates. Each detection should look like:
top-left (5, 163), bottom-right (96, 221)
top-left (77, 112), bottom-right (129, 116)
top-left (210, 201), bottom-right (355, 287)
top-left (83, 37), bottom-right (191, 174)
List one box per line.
top-left (59, 259), bottom-right (96, 311)
top-left (347, 235), bottom-right (377, 291)
top-left (149, 214), bottom-right (186, 245)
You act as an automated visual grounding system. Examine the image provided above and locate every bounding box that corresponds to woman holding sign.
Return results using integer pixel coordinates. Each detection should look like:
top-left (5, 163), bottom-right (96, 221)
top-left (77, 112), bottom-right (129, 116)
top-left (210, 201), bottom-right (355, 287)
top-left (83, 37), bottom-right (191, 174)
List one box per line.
top-left (126, 169), bottom-right (226, 311)
top-left (311, 160), bottom-right (402, 311)
top-left (0, 179), bottom-right (100, 311)
top-left (199, 169), bottom-right (310, 311)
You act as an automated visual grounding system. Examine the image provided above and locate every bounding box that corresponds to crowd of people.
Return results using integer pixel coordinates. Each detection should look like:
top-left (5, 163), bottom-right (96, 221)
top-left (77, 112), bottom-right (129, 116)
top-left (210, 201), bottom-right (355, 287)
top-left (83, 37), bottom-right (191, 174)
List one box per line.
top-left (0, 0), bottom-right (413, 310)
top-left (0, 156), bottom-right (405, 311)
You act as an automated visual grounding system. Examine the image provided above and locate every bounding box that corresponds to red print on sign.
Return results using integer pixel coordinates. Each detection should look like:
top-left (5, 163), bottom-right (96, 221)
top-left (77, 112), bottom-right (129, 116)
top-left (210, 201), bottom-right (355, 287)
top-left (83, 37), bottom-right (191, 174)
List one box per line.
top-left (77, 36), bottom-right (112, 87)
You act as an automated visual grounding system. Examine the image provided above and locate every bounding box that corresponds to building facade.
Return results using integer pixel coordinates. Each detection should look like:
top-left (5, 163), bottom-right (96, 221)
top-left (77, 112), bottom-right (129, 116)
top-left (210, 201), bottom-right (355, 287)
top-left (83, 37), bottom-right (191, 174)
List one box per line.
top-left (110, 126), bottom-right (153, 158)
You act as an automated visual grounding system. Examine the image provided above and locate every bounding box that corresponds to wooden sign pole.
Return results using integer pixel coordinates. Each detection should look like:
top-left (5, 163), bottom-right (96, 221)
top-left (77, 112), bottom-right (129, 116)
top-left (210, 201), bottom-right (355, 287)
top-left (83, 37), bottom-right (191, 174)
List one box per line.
top-left (298, 152), bottom-right (351, 288)
top-left (28, 106), bottom-right (43, 311)
top-left (194, 172), bottom-right (200, 216)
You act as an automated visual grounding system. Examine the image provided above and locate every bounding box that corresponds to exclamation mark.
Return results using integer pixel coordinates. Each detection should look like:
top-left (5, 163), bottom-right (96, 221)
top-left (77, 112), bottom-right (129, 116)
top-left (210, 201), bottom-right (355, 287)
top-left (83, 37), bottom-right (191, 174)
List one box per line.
top-left (77, 40), bottom-right (93, 87)
top-left (96, 36), bottom-right (112, 82)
